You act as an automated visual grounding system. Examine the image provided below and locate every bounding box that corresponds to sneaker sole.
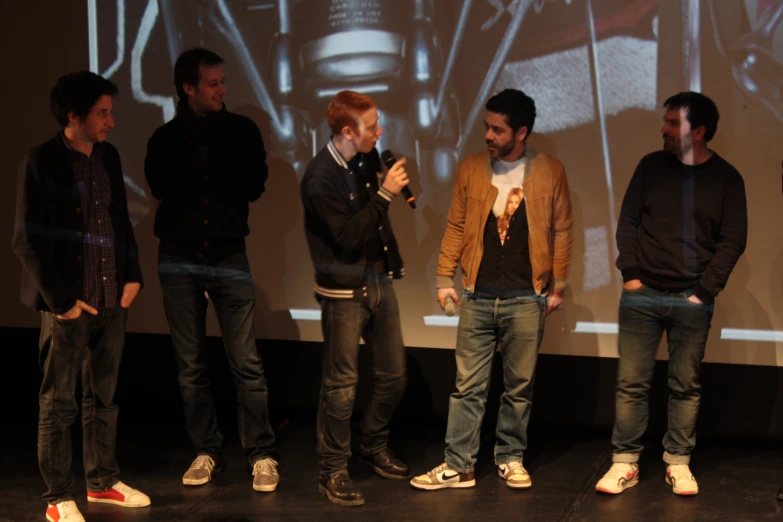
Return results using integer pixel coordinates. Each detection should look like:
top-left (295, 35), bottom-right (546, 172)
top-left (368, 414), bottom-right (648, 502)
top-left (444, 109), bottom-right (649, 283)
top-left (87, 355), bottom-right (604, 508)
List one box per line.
top-left (86, 497), bottom-right (150, 508)
top-left (596, 477), bottom-right (639, 495)
top-left (497, 470), bottom-right (532, 489)
top-left (665, 476), bottom-right (698, 496)
top-left (410, 479), bottom-right (476, 491)
top-left (372, 465), bottom-right (411, 480)
top-left (253, 483), bottom-right (279, 492)
top-left (183, 476), bottom-right (210, 486)
top-left (318, 484), bottom-right (365, 506)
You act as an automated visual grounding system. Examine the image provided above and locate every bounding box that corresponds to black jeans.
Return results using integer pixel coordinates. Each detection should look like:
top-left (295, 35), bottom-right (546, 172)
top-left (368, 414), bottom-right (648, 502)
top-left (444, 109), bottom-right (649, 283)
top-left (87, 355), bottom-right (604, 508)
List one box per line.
top-left (316, 274), bottom-right (407, 477)
top-left (158, 251), bottom-right (275, 465)
top-left (38, 308), bottom-right (127, 504)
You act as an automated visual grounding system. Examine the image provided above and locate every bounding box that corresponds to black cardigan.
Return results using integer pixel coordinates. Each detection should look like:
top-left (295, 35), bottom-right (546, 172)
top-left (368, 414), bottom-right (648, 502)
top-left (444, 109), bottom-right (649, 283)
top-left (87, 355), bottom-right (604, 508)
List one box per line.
top-left (12, 135), bottom-right (143, 314)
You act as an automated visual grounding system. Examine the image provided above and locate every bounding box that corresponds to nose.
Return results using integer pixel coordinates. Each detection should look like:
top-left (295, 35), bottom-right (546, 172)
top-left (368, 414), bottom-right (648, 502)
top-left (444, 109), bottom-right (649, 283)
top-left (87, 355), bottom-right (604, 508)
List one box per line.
top-left (107, 114), bottom-right (115, 129)
top-left (377, 123), bottom-right (383, 137)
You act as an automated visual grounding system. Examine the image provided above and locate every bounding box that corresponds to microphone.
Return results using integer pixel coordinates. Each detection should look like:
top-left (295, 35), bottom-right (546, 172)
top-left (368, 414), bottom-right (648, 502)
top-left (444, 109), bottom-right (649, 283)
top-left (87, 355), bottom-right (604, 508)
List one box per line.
top-left (444, 296), bottom-right (456, 317)
top-left (380, 149), bottom-right (416, 209)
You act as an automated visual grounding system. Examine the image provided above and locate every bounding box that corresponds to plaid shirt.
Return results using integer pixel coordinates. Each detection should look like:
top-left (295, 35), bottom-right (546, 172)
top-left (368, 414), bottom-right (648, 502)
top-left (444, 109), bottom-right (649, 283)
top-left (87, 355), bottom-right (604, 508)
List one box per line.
top-left (62, 134), bottom-right (118, 309)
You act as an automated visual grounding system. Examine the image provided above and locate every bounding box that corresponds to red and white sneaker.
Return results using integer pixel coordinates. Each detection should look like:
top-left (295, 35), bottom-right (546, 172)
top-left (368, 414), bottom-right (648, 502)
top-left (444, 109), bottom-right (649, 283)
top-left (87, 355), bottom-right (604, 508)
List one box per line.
top-left (86, 481), bottom-right (151, 507)
top-left (46, 500), bottom-right (85, 522)
top-left (595, 462), bottom-right (639, 494)
top-left (666, 464), bottom-right (699, 495)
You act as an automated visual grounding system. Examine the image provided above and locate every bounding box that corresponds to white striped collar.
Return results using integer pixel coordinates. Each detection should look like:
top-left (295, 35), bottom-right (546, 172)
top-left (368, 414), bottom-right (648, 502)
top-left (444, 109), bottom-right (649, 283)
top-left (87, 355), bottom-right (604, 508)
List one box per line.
top-left (327, 138), bottom-right (350, 169)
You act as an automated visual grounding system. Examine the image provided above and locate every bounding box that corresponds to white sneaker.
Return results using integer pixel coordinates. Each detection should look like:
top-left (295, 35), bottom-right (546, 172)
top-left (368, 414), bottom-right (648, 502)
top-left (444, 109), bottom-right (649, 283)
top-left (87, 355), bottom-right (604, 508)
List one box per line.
top-left (498, 462), bottom-right (532, 489)
top-left (252, 457), bottom-right (279, 492)
top-left (46, 501), bottom-right (85, 522)
top-left (410, 462), bottom-right (476, 490)
top-left (183, 455), bottom-right (222, 486)
top-left (595, 462), bottom-right (640, 494)
top-left (666, 464), bottom-right (698, 495)
top-left (86, 481), bottom-right (151, 507)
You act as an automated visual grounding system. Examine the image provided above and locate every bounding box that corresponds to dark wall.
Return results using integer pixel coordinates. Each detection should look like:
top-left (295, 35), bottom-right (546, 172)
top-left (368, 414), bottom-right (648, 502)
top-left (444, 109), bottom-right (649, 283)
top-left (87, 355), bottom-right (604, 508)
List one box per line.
top-left (5, 327), bottom-right (783, 451)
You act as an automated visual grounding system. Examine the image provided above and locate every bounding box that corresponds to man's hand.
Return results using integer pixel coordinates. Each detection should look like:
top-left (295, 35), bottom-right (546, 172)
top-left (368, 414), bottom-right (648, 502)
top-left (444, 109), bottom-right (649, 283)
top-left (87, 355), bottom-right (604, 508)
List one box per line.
top-left (120, 282), bottom-right (141, 308)
top-left (687, 294), bottom-right (703, 305)
top-left (436, 287), bottom-right (461, 311)
top-left (623, 279), bottom-right (643, 291)
top-left (381, 157), bottom-right (409, 196)
top-left (546, 291), bottom-right (563, 316)
top-left (56, 300), bottom-right (98, 320)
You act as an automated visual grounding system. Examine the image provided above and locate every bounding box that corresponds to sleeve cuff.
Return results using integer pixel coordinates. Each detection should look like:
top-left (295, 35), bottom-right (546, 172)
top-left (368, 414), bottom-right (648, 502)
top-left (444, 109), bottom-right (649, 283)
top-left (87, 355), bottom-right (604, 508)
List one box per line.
top-left (621, 268), bottom-right (642, 282)
top-left (693, 284), bottom-right (714, 305)
top-left (436, 275), bottom-right (455, 288)
top-left (377, 187), bottom-right (395, 202)
top-left (50, 297), bottom-right (78, 316)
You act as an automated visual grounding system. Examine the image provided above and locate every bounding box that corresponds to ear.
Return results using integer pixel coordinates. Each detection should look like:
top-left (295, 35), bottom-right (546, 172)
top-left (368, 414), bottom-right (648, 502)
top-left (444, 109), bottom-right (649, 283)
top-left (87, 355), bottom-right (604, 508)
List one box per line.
top-left (341, 125), bottom-right (356, 142)
top-left (516, 126), bottom-right (529, 144)
top-left (692, 125), bottom-right (706, 141)
top-left (182, 83), bottom-right (197, 97)
top-left (66, 110), bottom-right (81, 127)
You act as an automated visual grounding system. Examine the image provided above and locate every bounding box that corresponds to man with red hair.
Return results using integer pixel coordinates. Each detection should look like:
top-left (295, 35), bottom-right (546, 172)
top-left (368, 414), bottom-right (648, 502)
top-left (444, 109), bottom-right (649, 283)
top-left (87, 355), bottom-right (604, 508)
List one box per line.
top-left (300, 90), bottom-right (411, 506)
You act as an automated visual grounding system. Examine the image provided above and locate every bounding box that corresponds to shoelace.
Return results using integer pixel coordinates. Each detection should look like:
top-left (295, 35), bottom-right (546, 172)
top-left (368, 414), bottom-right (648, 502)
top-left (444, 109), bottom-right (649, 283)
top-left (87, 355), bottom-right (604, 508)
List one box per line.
top-left (505, 462), bottom-right (527, 475)
top-left (378, 448), bottom-right (398, 461)
top-left (58, 501), bottom-right (79, 516)
top-left (253, 458), bottom-right (279, 476)
top-left (668, 465), bottom-right (693, 480)
top-left (112, 481), bottom-right (134, 496)
top-left (191, 455), bottom-right (216, 473)
top-left (428, 463), bottom-right (450, 476)
top-left (333, 473), bottom-right (353, 487)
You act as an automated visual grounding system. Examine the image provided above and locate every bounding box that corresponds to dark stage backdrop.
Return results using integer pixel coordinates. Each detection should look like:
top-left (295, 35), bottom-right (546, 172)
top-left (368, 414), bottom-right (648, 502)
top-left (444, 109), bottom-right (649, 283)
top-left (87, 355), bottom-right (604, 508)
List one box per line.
top-left (2, 1), bottom-right (783, 367)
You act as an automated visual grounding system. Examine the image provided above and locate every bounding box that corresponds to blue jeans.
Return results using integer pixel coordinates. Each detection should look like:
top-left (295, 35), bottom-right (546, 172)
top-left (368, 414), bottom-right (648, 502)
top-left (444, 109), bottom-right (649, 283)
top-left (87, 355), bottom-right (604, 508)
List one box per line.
top-left (444, 295), bottom-right (545, 473)
top-left (38, 308), bottom-right (127, 504)
top-left (316, 274), bottom-right (407, 477)
top-left (612, 285), bottom-right (713, 465)
top-left (158, 251), bottom-right (275, 465)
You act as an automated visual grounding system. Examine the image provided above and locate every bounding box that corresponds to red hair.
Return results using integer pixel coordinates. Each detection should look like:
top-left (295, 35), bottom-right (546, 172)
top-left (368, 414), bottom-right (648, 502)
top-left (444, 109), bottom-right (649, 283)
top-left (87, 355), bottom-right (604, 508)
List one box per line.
top-left (327, 90), bottom-right (376, 135)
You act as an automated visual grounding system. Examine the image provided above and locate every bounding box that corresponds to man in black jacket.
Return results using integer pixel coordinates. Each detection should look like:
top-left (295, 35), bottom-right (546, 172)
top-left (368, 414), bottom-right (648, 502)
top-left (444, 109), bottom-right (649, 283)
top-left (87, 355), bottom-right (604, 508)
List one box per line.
top-left (144, 48), bottom-right (278, 492)
top-left (300, 90), bottom-right (411, 507)
top-left (13, 71), bottom-right (148, 522)
top-left (596, 92), bottom-right (747, 497)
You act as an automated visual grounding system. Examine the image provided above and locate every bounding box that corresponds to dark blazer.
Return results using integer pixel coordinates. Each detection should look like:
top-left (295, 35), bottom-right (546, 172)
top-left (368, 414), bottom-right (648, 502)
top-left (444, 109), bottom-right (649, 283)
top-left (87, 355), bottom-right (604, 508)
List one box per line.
top-left (12, 134), bottom-right (143, 315)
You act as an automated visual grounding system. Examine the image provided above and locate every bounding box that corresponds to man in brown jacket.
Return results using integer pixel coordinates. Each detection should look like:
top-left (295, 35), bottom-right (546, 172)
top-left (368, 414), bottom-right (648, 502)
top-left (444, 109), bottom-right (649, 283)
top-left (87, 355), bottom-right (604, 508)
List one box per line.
top-left (411, 89), bottom-right (573, 491)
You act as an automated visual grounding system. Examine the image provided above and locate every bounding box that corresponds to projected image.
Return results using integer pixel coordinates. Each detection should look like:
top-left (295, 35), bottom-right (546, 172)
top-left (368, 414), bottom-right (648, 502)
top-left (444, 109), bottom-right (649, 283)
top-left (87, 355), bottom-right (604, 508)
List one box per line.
top-left (88, 0), bottom-right (783, 350)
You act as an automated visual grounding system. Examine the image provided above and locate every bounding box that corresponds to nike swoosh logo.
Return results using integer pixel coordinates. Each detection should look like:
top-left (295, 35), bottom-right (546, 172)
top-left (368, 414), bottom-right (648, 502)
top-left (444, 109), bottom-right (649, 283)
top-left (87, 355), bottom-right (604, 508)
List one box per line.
top-left (441, 472), bottom-right (459, 480)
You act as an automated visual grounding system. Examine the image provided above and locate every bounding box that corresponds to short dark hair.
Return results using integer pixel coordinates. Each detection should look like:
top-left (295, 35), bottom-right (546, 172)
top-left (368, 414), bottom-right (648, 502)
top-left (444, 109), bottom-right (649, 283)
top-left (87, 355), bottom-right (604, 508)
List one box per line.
top-left (50, 71), bottom-right (118, 128)
top-left (485, 89), bottom-right (536, 138)
top-left (663, 91), bottom-right (720, 142)
top-left (174, 47), bottom-right (225, 100)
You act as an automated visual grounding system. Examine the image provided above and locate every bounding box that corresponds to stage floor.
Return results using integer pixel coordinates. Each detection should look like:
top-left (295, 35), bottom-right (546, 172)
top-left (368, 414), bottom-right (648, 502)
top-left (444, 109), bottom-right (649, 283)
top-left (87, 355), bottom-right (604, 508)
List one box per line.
top-left (2, 419), bottom-right (782, 521)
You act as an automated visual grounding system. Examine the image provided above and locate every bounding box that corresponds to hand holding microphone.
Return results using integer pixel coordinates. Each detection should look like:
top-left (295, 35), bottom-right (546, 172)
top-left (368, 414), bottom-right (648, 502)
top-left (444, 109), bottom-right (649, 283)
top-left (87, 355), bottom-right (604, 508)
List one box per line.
top-left (437, 287), bottom-right (461, 316)
top-left (444, 296), bottom-right (457, 317)
top-left (381, 150), bottom-right (416, 209)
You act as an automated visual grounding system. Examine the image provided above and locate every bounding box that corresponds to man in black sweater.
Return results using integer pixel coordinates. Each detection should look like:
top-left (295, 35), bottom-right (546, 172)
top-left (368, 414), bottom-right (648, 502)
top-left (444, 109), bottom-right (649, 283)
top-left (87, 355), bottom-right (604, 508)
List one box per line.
top-left (144, 48), bottom-right (278, 492)
top-left (13, 71), bottom-right (148, 522)
top-left (300, 90), bottom-right (411, 507)
top-left (596, 92), bottom-right (747, 496)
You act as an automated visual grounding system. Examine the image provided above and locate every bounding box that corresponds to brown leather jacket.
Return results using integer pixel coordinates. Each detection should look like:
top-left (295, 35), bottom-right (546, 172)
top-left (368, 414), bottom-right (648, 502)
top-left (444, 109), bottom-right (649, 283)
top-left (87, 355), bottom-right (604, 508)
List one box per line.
top-left (436, 149), bottom-right (573, 295)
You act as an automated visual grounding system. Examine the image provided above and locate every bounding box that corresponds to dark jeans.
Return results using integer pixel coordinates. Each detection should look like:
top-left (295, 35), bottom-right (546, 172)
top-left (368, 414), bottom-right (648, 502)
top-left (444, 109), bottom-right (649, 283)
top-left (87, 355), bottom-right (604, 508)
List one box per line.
top-left (611, 285), bottom-right (713, 465)
top-left (38, 307), bottom-right (127, 504)
top-left (316, 274), bottom-right (407, 477)
top-left (444, 295), bottom-right (545, 473)
top-left (158, 251), bottom-right (275, 465)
